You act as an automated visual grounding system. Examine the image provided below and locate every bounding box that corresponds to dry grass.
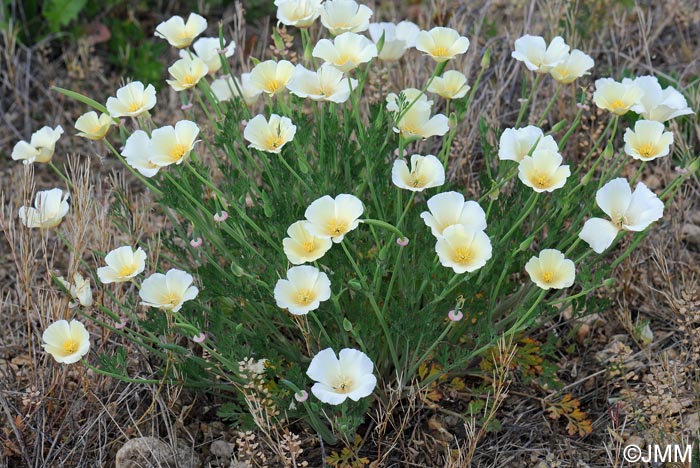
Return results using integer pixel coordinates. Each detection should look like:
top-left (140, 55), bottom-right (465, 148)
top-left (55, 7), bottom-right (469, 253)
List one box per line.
top-left (1, 0), bottom-right (699, 467)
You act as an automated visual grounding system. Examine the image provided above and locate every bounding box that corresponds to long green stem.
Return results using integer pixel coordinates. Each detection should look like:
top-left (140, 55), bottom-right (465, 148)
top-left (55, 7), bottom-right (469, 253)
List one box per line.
top-left (515, 73), bottom-right (542, 127)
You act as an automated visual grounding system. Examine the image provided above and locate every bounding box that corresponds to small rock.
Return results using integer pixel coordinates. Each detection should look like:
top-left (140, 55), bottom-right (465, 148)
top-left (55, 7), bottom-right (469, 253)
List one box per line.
top-left (681, 223), bottom-right (700, 247)
top-left (210, 440), bottom-right (235, 459)
top-left (116, 436), bottom-right (201, 468)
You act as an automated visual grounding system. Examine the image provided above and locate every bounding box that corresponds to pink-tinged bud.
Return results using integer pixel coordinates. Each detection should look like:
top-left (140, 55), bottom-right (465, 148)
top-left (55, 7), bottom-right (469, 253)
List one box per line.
top-left (216, 47), bottom-right (228, 55)
top-left (190, 237), bottom-right (203, 248)
top-left (181, 103), bottom-right (194, 110)
top-left (213, 211), bottom-right (229, 222)
top-left (241, 120), bottom-right (248, 128)
top-left (517, 98), bottom-right (527, 104)
top-left (448, 309), bottom-right (463, 321)
top-left (576, 102), bottom-right (590, 111)
top-left (118, 119), bottom-right (126, 127)
top-left (193, 332), bottom-right (206, 343)
top-left (115, 317), bottom-right (128, 329)
top-left (394, 148), bottom-right (400, 156)
top-left (396, 237), bottom-right (410, 246)
top-left (675, 166), bottom-right (689, 175)
top-left (294, 390), bottom-right (309, 402)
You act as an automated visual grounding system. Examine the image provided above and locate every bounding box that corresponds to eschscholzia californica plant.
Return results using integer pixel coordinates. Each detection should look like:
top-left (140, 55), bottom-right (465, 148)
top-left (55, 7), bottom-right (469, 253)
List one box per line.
top-left (106, 82), bottom-right (157, 118)
top-left (154, 13), bottom-right (207, 48)
top-left (139, 269), bottom-right (199, 312)
top-left (149, 120), bottom-right (200, 167)
top-left (593, 78), bottom-right (643, 115)
top-left (623, 120), bottom-right (674, 162)
top-left (416, 27), bottom-right (470, 62)
top-left (181, 37), bottom-right (235, 74)
top-left (244, 114), bottom-right (296, 153)
top-left (391, 154), bottom-right (445, 192)
top-left (210, 74), bottom-right (262, 105)
top-left (122, 131), bottom-right (161, 177)
top-left (42, 319), bottom-right (90, 364)
top-left (511, 35), bottom-right (569, 73)
top-left (435, 225), bottom-right (493, 274)
top-left (319, 0), bottom-right (372, 36)
top-left (579, 178), bottom-right (664, 253)
top-left (275, 0), bottom-right (323, 28)
top-left (420, 191), bottom-right (487, 237)
top-left (19, 188), bottom-right (69, 229)
top-left (248, 60), bottom-right (295, 96)
top-left (549, 49), bottom-right (594, 84)
top-left (306, 348), bottom-right (377, 404)
top-left (427, 70), bottom-right (470, 100)
top-left (631, 75), bottom-right (694, 122)
top-left (283, 220), bottom-right (333, 265)
top-left (167, 56), bottom-right (209, 91)
top-left (518, 149), bottom-right (570, 193)
top-left (393, 104), bottom-right (449, 140)
top-left (11, 125), bottom-right (64, 164)
top-left (304, 194), bottom-right (364, 243)
top-left (274, 265), bottom-right (331, 315)
top-left (287, 63), bottom-right (357, 103)
top-left (525, 249), bottom-right (575, 290)
top-left (368, 21), bottom-right (419, 61)
top-left (498, 126), bottom-right (558, 162)
top-left (312, 32), bottom-right (378, 73)
top-left (97, 246), bottom-right (147, 284)
top-left (57, 273), bottom-right (93, 308)
top-left (74, 112), bottom-right (113, 140)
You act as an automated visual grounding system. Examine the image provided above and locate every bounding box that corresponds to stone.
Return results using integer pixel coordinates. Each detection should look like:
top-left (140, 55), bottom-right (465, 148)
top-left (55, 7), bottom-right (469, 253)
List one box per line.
top-left (115, 436), bottom-right (201, 468)
top-left (210, 440), bottom-right (235, 459)
top-left (681, 223), bottom-right (700, 247)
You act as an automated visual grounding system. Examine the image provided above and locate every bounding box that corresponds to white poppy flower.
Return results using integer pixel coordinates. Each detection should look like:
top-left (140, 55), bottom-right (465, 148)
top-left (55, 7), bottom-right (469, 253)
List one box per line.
top-left (525, 249), bottom-right (575, 290)
top-left (57, 273), bottom-right (93, 307)
top-left (42, 319), bottom-right (90, 364)
top-left (368, 21), bottom-right (420, 61)
top-left (391, 154), bottom-right (445, 192)
top-left (394, 105), bottom-right (449, 140)
top-left (320, 0), bottom-right (373, 36)
top-left (498, 126), bottom-right (558, 162)
top-left (420, 191), bottom-right (487, 237)
top-left (243, 114), bottom-right (296, 153)
top-left (248, 60), bottom-right (295, 96)
top-left (416, 27), bottom-right (470, 63)
top-left (593, 78), bottom-right (643, 115)
top-left (304, 194), bottom-right (364, 243)
top-left (275, 0), bottom-right (323, 28)
top-left (623, 119), bottom-right (674, 162)
top-left (427, 70), bottom-right (470, 99)
top-left (180, 37), bottom-right (235, 74)
top-left (518, 149), bottom-right (570, 193)
top-left (19, 188), bottom-right (69, 229)
top-left (154, 13), bottom-right (207, 48)
top-left (579, 178), bottom-right (664, 253)
top-left (273, 265), bottom-right (331, 315)
top-left (139, 269), bottom-right (199, 312)
top-left (511, 35), bottom-right (569, 73)
top-left (287, 63), bottom-right (357, 103)
top-left (549, 49), bottom-right (594, 84)
top-left (631, 75), bottom-right (694, 122)
top-left (167, 56), bottom-right (209, 91)
top-left (75, 112), bottom-right (113, 140)
top-left (210, 74), bottom-right (262, 105)
top-left (106, 82), bottom-right (157, 118)
top-left (283, 220), bottom-right (333, 265)
top-left (306, 347), bottom-right (377, 404)
top-left (385, 88), bottom-right (432, 113)
top-left (313, 32), bottom-right (378, 72)
top-left (11, 125), bottom-right (64, 164)
top-left (435, 224), bottom-right (492, 274)
top-left (122, 130), bottom-right (160, 178)
top-left (149, 120), bottom-right (200, 166)
top-left (97, 246), bottom-right (147, 284)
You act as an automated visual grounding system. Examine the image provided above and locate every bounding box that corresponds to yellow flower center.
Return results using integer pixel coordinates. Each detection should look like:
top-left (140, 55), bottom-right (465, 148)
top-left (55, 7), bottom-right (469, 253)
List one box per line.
top-left (410, 173), bottom-right (426, 188)
top-left (336, 54), bottom-right (353, 66)
top-left (169, 143), bottom-right (189, 162)
top-left (636, 143), bottom-right (656, 158)
top-left (401, 124), bottom-right (420, 136)
top-left (183, 74), bottom-right (197, 85)
top-left (432, 46), bottom-right (449, 57)
top-left (453, 247), bottom-right (473, 265)
top-left (532, 172), bottom-right (551, 189)
top-left (542, 271), bottom-right (554, 284)
top-left (294, 289), bottom-right (316, 306)
top-left (302, 240), bottom-right (316, 252)
top-left (332, 376), bottom-right (353, 393)
top-left (118, 264), bottom-right (137, 277)
top-left (267, 80), bottom-right (281, 93)
top-left (609, 99), bottom-right (626, 111)
top-left (266, 134), bottom-right (286, 150)
top-left (62, 339), bottom-right (79, 355)
top-left (327, 219), bottom-right (348, 236)
top-left (128, 102), bottom-right (143, 113)
top-left (163, 292), bottom-right (181, 307)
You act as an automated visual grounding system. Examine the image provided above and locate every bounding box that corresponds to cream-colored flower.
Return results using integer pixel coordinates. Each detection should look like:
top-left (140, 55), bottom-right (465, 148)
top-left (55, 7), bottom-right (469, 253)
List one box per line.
top-left (150, 120), bottom-right (200, 166)
top-left (394, 104), bottom-right (449, 140)
top-left (525, 249), bottom-right (575, 290)
top-left (275, 0), bottom-right (322, 28)
top-left (243, 114), bottom-right (296, 153)
top-left (428, 70), bottom-right (470, 99)
top-left (306, 347), bottom-right (376, 404)
top-left (180, 37), bottom-right (235, 74)
top-left (57, 273), bottom-right (93, 307)
top-left (154, 13), bottom-right (207, 48)
top-left (416, 27), bottom-right (470, 63)
top-left (511, 35), bottom-right (569, 73)
top-left (320, 0), bottom-right (372, 35)
top-left (631, 75), bottom-right (694, 122)
top-left (283, 220), bottom-right (333, 264)
top-left (392, 154), bottom-right (445, 192)
top-left (74, 112), bottom-right (113, 140)
top-left (579, 178), bottom-right (664, 253)
top-left (122, 130), bottom-right (160, 177)
top-left (167, 56), bottom-right (209, 91)
top-left (106, 82), bottom-right (157, 118)
top-left (549, 49), bottom-right (594, 84)
top-left (313, 32), bottom-right (377, 72)
top-left (420, 191), bottom-right (487, 237)
top-left (593, 78), bottom-right (643, 115)
top-left (19, 188), bottom-right (69, 229)
top-left (210, 74), bottom-right (262, 105)
top-left (623, 119), bottom-right (674, 162)
top-left (11, 125), bottom-right (64, 164)
top-left (518, 149), bottom-right (570, 193)
top-left (436, 225), bottom-right (492, 274)
top-left (42, 319), bottom-right (90, 364)
top-left (248, 60), bottom-right (295, 96)
top-left (498, 126), bottom-right (558, 162)
top-left (368, 21), bottom-right (420, 61)
top-left (385, 88), bottom-right (432, 113)
top-left (97, 246), bottom-right (147, 284)
top-left (287, 63), bottom-right (357, 103)
top-left (304, 194), bottom-right (364, 243)
top-left (139, 269), bottom-right (199, 312)
top-left (274, 265), bottom-right (331, 315)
